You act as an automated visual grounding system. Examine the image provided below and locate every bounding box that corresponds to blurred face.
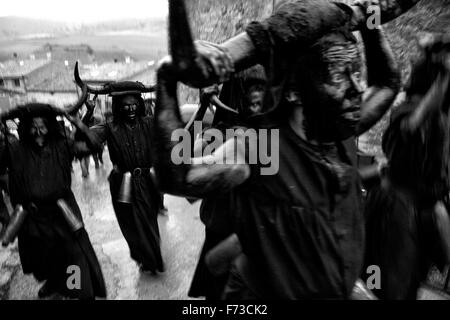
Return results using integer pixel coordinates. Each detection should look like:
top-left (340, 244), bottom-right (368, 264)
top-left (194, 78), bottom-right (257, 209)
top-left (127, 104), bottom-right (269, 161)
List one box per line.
top-left (418, 33), bottom-right (450, 68)
top-left (312, 41), bottom-right (364, 141)
top-left (411, 33), bottom-right (450, 98)
top-left (29, 117), bottom-right (48, 147)
top-left (120, 95), bottom-right (139, 122)
top-left (246, 89), bottom-right (264, 115)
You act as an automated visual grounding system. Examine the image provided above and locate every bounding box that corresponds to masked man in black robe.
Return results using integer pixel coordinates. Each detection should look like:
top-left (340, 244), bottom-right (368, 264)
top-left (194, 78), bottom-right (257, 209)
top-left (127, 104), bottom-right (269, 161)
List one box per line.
top-left (154, 0), bottom-right (401, 299)
top-left (88, 85), bottom-right (164, 274)
top-left (363, 33), bottom-right (450, 300)
top-left (0, 103), bottom-right (106, 300)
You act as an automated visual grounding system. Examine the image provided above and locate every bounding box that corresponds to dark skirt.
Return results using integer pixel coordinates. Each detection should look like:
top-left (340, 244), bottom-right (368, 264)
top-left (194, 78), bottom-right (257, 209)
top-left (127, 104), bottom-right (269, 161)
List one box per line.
top-left (189, 193), bottom-right (237, 299)
top-left (109, 170), bottom-right (163, 272)
top-left (363, 180), bottom-right (430, 300)
top-left (18, 193), bottom-right (106, 299)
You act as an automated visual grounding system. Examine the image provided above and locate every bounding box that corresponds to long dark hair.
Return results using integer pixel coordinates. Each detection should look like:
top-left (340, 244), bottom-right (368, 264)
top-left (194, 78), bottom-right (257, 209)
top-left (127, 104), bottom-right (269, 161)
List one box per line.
top-left (17, 104), bottom-right (64, 145)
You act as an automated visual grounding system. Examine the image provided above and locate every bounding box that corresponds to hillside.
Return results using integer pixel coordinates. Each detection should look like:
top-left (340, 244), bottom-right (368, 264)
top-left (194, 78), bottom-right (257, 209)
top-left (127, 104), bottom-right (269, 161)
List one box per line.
top-left (0, 17), bottom-right (70, 39)
top-left (78, 17), bottom-right (166, 35)
top-left (0, 16), bottom-right (167, 40)
top-left (0, 16), bottom-right (168, 62)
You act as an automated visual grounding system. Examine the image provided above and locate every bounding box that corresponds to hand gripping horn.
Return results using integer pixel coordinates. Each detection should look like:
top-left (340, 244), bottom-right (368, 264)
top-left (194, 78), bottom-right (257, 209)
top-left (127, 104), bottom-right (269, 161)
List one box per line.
top-left (168, 0), bottom-right (422, 85)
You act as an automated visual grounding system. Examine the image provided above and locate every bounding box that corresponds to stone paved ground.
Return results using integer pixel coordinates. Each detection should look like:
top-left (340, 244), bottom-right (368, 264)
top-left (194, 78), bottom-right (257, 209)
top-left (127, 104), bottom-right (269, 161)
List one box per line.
top-left (0, 242), bottom-right (20, 299)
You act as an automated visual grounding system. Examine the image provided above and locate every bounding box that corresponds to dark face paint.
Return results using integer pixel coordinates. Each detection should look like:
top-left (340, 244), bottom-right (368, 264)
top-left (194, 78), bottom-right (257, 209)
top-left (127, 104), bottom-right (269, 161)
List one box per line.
top-left (321, 44), bottom-right (364, 139)
top-left (120, 95), bottom-right (140, 123)
top-left (29, 117), bottom-right (48, 147)
top-left (294, 38), bottom-right (364, 142)
top-left (247, 90), bottom-right (264, 116)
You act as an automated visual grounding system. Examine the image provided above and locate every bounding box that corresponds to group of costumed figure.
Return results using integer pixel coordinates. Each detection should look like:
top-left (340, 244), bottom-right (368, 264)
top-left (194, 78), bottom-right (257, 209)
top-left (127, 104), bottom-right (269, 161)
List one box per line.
top-left (0, 0), bottom-right (449, 300)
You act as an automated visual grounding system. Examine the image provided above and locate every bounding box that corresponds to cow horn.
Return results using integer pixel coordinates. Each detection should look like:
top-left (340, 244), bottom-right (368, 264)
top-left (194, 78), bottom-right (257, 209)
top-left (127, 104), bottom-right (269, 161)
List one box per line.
top-left (75, 61), bottom-right (156, 94)
top-left (74, 61), bottom-right (112, 94)
top-left (169, 0), bottom-right (197, 73)
top-left (140, 84), bottom-right (157, 93)
top-left (63, 82), bottom-right (89, 115)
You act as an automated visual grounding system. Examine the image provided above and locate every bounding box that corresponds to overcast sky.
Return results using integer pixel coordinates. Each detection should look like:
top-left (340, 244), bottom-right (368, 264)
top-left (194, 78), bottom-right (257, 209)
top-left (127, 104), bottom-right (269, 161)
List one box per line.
top-left (1, 0), bottom-right (168, 23)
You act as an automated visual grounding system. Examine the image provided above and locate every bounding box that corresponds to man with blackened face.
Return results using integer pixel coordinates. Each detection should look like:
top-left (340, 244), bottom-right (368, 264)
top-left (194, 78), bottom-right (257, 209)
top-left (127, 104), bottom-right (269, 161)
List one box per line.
top-left (19, 114), bottom-right (61, 150)
top-left (285, 31), bottom-right (366, 143)
top-left (88, 88), bottom-right (165, 275)
top-left (245, 83), bottom-right (265, 116)
top-left (120, 95), bottom-right (140, 123)
top-left (154, 0), bottom-right (400, 299)
top-left (1, 104), bottom-right (107, 299)
top-left (29, 117), bottom-right (49, 147)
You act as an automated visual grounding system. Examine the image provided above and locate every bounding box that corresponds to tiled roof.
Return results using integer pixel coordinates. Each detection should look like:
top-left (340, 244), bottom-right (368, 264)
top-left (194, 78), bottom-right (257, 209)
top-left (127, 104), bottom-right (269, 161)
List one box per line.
top-left (0, 47), bottom-right (154, 93)
top-left (24, 60), bottom-right (155, 93)
top-left (79, 61), bottom-right (152, 82)
top-left (0, 59), bottom-right (49, 78)
top-left (32, 44), bottom-right (133, 65)
top-left (21, 45), bottom-right (141, 92)
top-left (125, 66), bottom-right (156, 86)
top-left (26, 60), bottom-right (78, 92)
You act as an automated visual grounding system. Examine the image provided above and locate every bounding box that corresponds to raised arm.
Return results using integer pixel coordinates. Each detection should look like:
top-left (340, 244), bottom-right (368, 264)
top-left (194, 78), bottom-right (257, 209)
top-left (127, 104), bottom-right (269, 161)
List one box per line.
top-left (356, 26), bottom-right (400, 136)
top-left (169, 0), bottom-right (421, 89)
top-left (73, 97), bottom-right (96, 140)
top-left (404, 71), bottom-right (450, 133)
top-left (65, 113), bottom-right (105, 158)
top-left (80, 97), bottom-right (96, 125)
top-left (153, 59), bottom-right (250, 198)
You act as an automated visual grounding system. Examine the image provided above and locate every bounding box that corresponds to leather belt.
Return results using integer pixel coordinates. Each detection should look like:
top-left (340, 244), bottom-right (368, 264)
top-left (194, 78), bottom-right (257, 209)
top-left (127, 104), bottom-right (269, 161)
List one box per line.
top-left (132, 167), bottom-right (152, 177)
top-left (113, 165), bottom-right (153, 178)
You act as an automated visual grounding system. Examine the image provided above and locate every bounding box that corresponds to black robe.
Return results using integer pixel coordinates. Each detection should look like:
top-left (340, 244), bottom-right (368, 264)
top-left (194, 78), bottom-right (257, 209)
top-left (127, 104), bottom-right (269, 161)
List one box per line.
top-left (5, 137), bottom-right (106, 299)
top-left (92, 117), bottom-right (163, 271)
top-left (188, 124), bottom-right (240, 300)
top-left (364, 102), bottom-right (450, 299)
top-left (188, 192), bottom-right (236, 299)
top-left (230, 124), bottom-right (364, 299)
